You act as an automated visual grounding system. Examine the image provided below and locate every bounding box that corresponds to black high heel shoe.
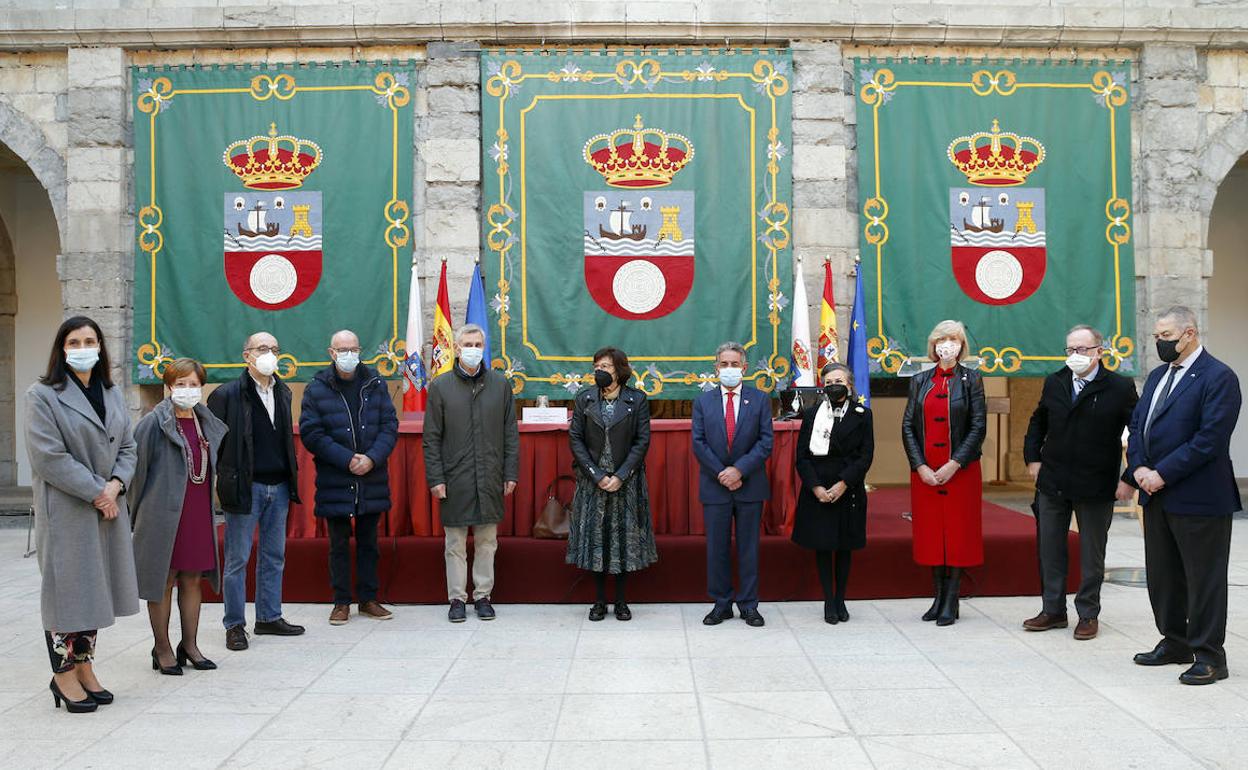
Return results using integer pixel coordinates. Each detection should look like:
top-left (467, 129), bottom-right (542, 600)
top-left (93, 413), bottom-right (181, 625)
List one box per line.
top-left (176, 642), bottom-right (217, 671)
top-left (50, 678), bottom-right (97, 713)
top-left (84, 687), bottom-right (114, 705)
top-left (836, 599), bottom-right (850, 623)
top-left (151, 648), bottom-right (183, 676)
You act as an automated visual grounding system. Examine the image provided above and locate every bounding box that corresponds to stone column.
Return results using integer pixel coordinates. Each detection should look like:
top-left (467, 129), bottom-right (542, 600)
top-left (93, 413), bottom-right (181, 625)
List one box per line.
top-left (63, 47), bottom-right (131, 391)
top-left (419, 42), bottom-right (481, 333)
top-left (791, 41), bottom-right (855, 357)
top-left (0, 217), bottom-right (14, 485)
top-left (1136, 44), bottom-right (1208, 372)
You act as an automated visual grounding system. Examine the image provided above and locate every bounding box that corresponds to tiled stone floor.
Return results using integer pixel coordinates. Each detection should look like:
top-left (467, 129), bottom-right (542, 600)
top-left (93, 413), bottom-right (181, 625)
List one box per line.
top-left (2, 514), bottom-right (1248, 769)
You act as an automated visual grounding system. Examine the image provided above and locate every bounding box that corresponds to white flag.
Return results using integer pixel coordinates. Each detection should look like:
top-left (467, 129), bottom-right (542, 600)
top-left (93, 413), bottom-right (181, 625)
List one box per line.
top-left (402, 263), bottom-right (428, 411)
top-left (790, 261), bottom-right (815, 386)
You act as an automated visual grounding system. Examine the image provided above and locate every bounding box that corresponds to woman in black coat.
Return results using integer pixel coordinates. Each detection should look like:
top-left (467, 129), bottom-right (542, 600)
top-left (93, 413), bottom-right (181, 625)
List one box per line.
top-left (793, 363), bottom-right (874, 624)
top-left (567, 347), bottom-right (658, 621)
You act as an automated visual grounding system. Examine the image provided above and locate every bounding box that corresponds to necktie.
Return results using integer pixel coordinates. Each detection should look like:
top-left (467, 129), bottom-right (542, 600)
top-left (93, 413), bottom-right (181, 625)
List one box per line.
top-left (1073, 377), bottom-right (1088, 401)
top-left (1144, 364), bottom-right (1182, 447)
top-left (725, 391), bottom-right (737, 449)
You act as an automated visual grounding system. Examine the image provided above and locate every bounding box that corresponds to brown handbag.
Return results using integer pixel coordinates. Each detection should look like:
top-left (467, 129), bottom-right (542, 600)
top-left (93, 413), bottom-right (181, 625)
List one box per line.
top-left (533, 474), bottom-right (575, 539)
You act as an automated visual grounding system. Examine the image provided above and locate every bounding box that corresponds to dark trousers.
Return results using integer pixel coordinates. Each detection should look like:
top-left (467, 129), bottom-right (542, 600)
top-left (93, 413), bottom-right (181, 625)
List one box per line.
top-left (327, 513), bottom-right (381, 605)
top-left (704, 500), bottom-right (762, 611)
top-left (1036, 492), bottom-right (1114, 619)
top-left (1143, 497), bottom-right (1232, 666)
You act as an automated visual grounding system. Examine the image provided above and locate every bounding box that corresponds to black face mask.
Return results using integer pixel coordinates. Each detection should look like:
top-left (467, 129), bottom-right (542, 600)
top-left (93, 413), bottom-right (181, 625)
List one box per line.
top-left (593, 369), bottom-right (614, 389)
top-left (1156, 335), bottom-right (1184, 364)
top-left (824, 383), bottom-right (849, 404)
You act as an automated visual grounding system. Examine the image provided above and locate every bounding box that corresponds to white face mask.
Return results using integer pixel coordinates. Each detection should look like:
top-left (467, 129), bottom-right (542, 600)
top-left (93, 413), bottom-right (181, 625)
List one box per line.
top-left (253, 351), bottom-right (278, 377)
top-left (459, 346), bottom-right (484, 368)
top-left (1065, 352), bottom-right (1094, 374)
top-left (171, 387), bottom-right (202, 409)
top-left (334, 351), bottom-right (360, 373)
top-left (718, 367), bottom-right (743, 388)
top-left (935, 341), bottom-right (961, 362)
top-left (66, 347), bottom-right (100, 373)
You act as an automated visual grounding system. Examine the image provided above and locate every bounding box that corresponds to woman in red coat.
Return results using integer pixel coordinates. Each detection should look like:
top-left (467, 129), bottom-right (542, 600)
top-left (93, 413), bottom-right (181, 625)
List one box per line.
top-left (901, 320), bottom-right (987, 626)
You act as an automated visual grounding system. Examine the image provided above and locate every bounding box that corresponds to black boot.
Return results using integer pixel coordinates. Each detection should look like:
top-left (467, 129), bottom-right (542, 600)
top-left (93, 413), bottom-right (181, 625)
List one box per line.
top-left (937, 568), bottom-right (962, 626)
top-left (921, 566), bottom-right (946, 621)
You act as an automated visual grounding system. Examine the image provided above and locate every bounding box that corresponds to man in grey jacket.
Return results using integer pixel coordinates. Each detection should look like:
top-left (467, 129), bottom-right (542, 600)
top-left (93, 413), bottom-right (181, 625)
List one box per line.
top-left (423, 324), bottom-right (519, 623)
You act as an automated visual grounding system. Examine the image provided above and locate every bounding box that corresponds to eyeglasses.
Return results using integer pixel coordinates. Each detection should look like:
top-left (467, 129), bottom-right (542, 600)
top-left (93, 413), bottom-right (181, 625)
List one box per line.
top-left (332, 347), bottom-right (362, 355)
top-left (1063, 346), bottom-right (1101, 356)
top-left (247, 345), bottom-right (280, 355)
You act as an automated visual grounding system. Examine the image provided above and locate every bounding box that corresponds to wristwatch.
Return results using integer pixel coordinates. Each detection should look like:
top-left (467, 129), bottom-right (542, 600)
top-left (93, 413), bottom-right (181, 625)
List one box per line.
top-left (109, 476), bottom-right (127, 495)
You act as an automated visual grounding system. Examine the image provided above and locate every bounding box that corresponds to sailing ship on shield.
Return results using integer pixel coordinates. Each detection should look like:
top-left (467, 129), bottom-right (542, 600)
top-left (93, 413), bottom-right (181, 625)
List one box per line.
top-left (221, 124), bottom-right (324, 310)
top-left (581, 115), bottom-right (696, 320)
top-left (946, 119), bottom-right (1047, 306)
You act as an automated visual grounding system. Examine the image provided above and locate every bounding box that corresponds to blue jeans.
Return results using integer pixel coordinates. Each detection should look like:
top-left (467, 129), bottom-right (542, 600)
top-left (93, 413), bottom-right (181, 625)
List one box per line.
top-left (222, 482), bottom-right (290, 629)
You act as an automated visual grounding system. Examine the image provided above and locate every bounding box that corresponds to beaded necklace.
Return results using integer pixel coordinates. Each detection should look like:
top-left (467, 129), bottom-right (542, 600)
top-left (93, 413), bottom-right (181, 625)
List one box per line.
top-left (174, 409), bottom-right (210, 485)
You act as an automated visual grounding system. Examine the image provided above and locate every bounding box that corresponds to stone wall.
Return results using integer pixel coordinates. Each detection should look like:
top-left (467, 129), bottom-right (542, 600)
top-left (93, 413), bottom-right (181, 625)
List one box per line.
top-left (0, 7), bottom-right (1246, 480)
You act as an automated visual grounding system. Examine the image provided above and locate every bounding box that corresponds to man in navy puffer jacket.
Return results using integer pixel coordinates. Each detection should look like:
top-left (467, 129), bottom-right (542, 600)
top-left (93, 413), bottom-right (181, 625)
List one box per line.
top-left (300, 330), bottom-right (399, 626)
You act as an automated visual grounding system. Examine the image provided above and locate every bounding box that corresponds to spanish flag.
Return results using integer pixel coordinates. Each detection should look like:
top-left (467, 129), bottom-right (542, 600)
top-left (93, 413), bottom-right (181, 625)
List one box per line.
top-left (816, 259), bottom-right (840, 370)
top-left (430, 259), bottom-right (455, 378)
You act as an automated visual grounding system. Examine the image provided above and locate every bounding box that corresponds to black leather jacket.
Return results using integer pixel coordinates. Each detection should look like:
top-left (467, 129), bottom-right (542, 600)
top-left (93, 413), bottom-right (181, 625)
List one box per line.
top-left (901, 364), bottom-right (987, 471)
top-left (569, 385), bottom-right (650, 483)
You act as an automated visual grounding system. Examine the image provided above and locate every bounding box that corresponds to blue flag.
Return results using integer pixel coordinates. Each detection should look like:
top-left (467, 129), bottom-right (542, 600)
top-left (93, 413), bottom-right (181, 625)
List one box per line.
top-left (847, 267), bottom-right (871, 407)
top-left (465, 262), bottom-right (493, 367)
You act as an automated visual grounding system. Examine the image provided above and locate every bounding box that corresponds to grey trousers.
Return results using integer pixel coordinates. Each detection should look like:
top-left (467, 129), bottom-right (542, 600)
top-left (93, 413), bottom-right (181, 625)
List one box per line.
top-left (1036, 491), bottom-right (1114, 619)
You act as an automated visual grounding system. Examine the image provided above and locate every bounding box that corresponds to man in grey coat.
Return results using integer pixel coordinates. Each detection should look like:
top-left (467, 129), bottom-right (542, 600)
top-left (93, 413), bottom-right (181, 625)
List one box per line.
top-left (423, 323), bottom-right (520, 623)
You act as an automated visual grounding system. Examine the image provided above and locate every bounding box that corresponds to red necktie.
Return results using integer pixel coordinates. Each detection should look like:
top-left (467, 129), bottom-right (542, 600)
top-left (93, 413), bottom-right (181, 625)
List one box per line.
top-left (725, 391), bottom-right (737, 449)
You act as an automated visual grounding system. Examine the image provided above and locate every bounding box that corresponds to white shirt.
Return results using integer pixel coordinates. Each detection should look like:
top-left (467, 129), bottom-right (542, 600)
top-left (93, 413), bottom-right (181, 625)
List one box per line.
top-left (1144, 345), bottom-right (1203, 428)
top-left (250, 372), bottom-right (277, 426)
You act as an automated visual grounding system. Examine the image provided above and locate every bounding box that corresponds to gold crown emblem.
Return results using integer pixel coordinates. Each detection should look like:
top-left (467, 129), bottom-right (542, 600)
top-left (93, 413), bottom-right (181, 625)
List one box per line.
top-left (583, 115), bottom-right (694, 189)
top-left (947, 119), bottom-right (1044, 187)
top-left (223, 123), bottom-right (322, 190)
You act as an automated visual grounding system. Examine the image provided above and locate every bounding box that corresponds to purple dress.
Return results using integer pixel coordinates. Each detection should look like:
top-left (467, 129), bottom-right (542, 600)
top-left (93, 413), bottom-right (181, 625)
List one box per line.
top-left (169, 417), bottom-right (215, 571)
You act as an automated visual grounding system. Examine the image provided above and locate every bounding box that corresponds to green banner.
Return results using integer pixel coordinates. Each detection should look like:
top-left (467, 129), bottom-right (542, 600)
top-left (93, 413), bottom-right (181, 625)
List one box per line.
top-left (131, 63), bottom-right (415, 383)
top-left (480, 50), bottom-right (793, 399)
top-left (854, 60), bottom-right (1135, 377)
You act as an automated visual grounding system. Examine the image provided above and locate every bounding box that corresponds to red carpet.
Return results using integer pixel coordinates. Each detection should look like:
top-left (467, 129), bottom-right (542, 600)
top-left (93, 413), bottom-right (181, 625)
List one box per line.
top-left (208, 488), bottom-right (1078, 604)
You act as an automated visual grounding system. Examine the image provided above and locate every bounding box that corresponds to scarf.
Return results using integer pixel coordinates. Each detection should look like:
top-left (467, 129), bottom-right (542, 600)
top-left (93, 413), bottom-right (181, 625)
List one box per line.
top-left (809, 400), bottom-right (844, 456)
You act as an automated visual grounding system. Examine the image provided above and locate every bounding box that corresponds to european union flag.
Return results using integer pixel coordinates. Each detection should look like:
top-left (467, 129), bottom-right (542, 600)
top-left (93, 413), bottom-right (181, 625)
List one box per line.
top-left (847, 266), bottom-right (871, 407)
top-left (465, 261), bottom-right (492, 367)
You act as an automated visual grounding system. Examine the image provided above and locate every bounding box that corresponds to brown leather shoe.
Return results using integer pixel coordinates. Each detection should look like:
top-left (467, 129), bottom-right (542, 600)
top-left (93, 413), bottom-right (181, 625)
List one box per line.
top-left (359, 600), bottom-right (393, 621)
top-left (329, 604), bottom-right (350, 625)
top-left (225, 624), bottom-right (248, 651)
top-left (1074, 617), bottom-right (1098, 640)
top-left (1022, 612), bottom-right (1069, 631)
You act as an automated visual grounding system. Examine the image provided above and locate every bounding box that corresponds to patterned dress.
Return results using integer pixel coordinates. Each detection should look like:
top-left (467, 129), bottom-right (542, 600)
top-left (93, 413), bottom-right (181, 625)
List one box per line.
top-left (566, 398), bottom-right (659, 574)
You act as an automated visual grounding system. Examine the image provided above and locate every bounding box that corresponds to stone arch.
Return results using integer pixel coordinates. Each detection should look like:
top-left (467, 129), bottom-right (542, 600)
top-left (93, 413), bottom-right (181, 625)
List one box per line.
top-left (0, 98), bottom-right (66, 242)
top-left (1196, 110), bottom-right (1248, 226)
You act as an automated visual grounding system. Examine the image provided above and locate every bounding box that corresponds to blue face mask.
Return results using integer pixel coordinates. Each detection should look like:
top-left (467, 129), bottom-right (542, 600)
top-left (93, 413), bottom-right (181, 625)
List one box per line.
top-left (459, 346), bottom-right (484, 369)
top-left (718, 367), bottom-right (743, 388)
top-left (66, 347), bottom-right (100, 373)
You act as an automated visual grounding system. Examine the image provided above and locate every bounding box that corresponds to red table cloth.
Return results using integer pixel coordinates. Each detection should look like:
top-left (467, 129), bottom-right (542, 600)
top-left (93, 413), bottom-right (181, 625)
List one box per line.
top-left (288, 418), bottom-right (801, 539)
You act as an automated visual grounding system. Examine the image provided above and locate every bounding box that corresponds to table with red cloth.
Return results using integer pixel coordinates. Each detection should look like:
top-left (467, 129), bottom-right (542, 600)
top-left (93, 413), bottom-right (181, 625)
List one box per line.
top-left (287, 418), bottom-right (802, 539)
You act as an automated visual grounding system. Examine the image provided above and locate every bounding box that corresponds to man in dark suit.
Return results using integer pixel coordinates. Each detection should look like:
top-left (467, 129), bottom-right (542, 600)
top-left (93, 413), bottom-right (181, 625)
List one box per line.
top-left (691, 342), bottom-right (775, 627)
top-left (1125, 306), bottom-right (1241, 685)
top-left (1022, 325), bottom-right (1138, 640)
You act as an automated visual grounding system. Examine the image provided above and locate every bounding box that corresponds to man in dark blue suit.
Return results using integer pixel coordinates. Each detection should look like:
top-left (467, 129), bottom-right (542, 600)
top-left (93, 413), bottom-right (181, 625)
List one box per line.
top-left (692, 342), bottom-right (775, 627)
top-left (1125, 306), bottom-right (1242, 685)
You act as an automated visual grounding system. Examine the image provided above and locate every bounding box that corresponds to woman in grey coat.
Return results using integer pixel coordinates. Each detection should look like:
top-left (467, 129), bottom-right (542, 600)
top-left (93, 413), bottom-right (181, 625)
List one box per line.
top-left (26, 316), bottom-right (139, 713)
top-left (131, 358), bottom-right (228, 675)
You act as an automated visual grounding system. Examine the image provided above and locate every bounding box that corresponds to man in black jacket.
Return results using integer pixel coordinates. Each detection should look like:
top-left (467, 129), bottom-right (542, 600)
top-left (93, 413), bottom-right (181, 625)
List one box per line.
top-left (300, 330), bottom-right (399, 626)
top-left (1022, 325), bottom-right (1138, 640)
top-left (206, 331), bottom-right (304, 651)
